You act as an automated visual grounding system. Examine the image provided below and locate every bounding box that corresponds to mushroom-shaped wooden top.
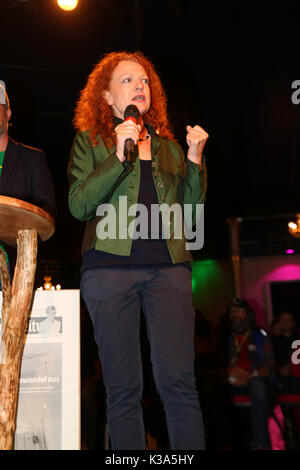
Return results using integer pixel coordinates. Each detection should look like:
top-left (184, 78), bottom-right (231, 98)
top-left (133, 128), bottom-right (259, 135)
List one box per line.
top-left (0, 196), bottom-right (55, 246)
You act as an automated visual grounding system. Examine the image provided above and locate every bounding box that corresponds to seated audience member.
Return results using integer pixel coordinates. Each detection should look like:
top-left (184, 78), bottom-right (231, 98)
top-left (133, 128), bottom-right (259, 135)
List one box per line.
top-left (226, 298), bottom-right (275, 450)
top-left (270, 317), bottom-right (282, 339)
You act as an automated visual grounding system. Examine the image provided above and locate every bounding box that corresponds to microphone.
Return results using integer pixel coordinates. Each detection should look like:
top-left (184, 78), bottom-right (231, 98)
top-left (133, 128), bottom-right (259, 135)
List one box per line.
top-left (123, 104), bottom-right (140, 161)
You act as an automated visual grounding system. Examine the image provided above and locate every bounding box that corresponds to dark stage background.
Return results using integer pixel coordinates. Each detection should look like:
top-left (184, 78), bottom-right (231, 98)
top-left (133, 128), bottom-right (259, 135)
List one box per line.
top-left (1, 0), bottom-right (300, 286)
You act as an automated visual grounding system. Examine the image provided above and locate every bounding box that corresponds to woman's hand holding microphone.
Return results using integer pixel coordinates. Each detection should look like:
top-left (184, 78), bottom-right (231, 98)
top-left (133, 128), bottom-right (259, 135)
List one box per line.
top-left (115, 120), bottom-right (141, 162)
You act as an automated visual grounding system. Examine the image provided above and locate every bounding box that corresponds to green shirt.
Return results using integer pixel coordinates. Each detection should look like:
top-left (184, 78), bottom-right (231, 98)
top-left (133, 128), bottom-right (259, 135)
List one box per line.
top-left (0, 150), bottom-right (5, 177)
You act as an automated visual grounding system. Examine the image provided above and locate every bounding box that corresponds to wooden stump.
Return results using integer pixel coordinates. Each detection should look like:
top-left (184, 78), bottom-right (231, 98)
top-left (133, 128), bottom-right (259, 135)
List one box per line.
top-left (0, 229), bottom-right (38, 450)
top-left (226, 217), bottom-right (244, 298)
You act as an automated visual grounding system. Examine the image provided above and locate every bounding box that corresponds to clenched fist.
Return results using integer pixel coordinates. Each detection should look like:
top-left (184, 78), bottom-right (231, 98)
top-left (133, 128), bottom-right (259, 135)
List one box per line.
top-left (186, 125), bottom-right (209, 167)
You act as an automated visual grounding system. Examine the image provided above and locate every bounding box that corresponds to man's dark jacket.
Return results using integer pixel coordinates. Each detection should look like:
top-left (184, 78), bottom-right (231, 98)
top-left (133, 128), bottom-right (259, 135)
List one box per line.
top-left (0, 138), bottom-right (56, 217)
top-left (0, 138), bottom-right (56, 267)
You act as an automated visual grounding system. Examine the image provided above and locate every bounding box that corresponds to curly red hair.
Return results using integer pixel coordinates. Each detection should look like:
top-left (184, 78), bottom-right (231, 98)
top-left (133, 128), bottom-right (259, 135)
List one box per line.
top-left (73, 51), bottom-right (175, 147)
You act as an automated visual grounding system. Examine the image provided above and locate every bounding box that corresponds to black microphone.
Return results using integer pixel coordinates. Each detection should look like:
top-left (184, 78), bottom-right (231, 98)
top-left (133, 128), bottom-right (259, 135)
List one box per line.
top-left (123, 104), bottom-right (140, 161)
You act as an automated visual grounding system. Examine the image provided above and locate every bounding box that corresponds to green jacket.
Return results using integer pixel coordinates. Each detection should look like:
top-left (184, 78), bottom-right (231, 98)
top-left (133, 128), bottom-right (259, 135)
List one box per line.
top-left (67, 128), bottom-right (207, 264)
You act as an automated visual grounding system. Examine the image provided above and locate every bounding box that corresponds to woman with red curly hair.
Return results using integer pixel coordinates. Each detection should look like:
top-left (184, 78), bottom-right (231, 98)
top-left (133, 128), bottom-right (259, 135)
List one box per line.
top-left (68, 51), bottom-right (209, 450)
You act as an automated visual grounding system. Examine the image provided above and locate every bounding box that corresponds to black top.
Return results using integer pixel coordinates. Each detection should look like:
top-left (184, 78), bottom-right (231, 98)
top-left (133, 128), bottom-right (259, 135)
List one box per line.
top-left (81, 159), bottom-right (173, 271)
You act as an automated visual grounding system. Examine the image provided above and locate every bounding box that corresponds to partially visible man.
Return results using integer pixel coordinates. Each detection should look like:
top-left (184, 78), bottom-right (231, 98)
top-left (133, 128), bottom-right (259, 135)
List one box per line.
top-left (0, 80), bottom-right (56, 270)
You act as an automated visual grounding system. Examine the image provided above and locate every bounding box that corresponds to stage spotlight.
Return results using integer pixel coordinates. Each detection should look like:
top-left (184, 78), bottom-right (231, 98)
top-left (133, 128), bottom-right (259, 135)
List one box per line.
top-left (57, 0), bottom-right (78, 11)
top-left (288, 221), bottom-right (297, 231)
top-left (288, 217), bottom-right (300, 238)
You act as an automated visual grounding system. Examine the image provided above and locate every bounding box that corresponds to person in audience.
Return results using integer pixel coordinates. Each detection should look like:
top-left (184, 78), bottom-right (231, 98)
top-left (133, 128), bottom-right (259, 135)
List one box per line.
top-left (226, 298), bottom-right (275, 450)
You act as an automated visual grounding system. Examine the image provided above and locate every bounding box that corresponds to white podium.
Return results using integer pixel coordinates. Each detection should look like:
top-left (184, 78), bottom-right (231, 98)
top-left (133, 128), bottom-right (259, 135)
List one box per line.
top-left (0, 290), bottom-right (80, 450)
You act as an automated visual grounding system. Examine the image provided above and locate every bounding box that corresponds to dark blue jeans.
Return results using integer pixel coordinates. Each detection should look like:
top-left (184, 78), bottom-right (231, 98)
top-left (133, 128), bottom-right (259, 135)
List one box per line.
top-left (232, 377), bottom-right (271, 449)
top-left (81, 264), bottom-right (205, 450)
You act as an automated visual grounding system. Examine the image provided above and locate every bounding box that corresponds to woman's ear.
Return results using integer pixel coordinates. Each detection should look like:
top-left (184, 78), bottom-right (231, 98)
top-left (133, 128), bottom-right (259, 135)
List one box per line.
top-left (103, 90), bottom-right (113, 106)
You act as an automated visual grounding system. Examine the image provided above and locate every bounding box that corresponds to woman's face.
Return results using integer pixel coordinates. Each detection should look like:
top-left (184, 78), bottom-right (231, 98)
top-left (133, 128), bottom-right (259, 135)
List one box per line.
top-left (105, 60), bottom-right (151, 119)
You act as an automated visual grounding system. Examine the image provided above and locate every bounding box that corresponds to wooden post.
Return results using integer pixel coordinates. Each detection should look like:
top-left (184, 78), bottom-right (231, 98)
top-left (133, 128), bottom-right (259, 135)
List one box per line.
top-left (0, 229), bottom-right (37, 450)
top-left (226, 217), bottom-right (244, 299)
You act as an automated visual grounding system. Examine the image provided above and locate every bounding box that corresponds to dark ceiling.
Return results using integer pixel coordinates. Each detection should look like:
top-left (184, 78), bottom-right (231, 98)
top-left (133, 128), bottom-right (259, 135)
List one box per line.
top-left (1, 0), bottom-right (300, 285)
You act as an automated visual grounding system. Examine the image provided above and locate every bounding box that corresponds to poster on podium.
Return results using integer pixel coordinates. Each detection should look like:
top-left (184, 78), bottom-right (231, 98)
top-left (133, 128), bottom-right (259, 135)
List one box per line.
top-left (0, 289), bottom-right (80, 450)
